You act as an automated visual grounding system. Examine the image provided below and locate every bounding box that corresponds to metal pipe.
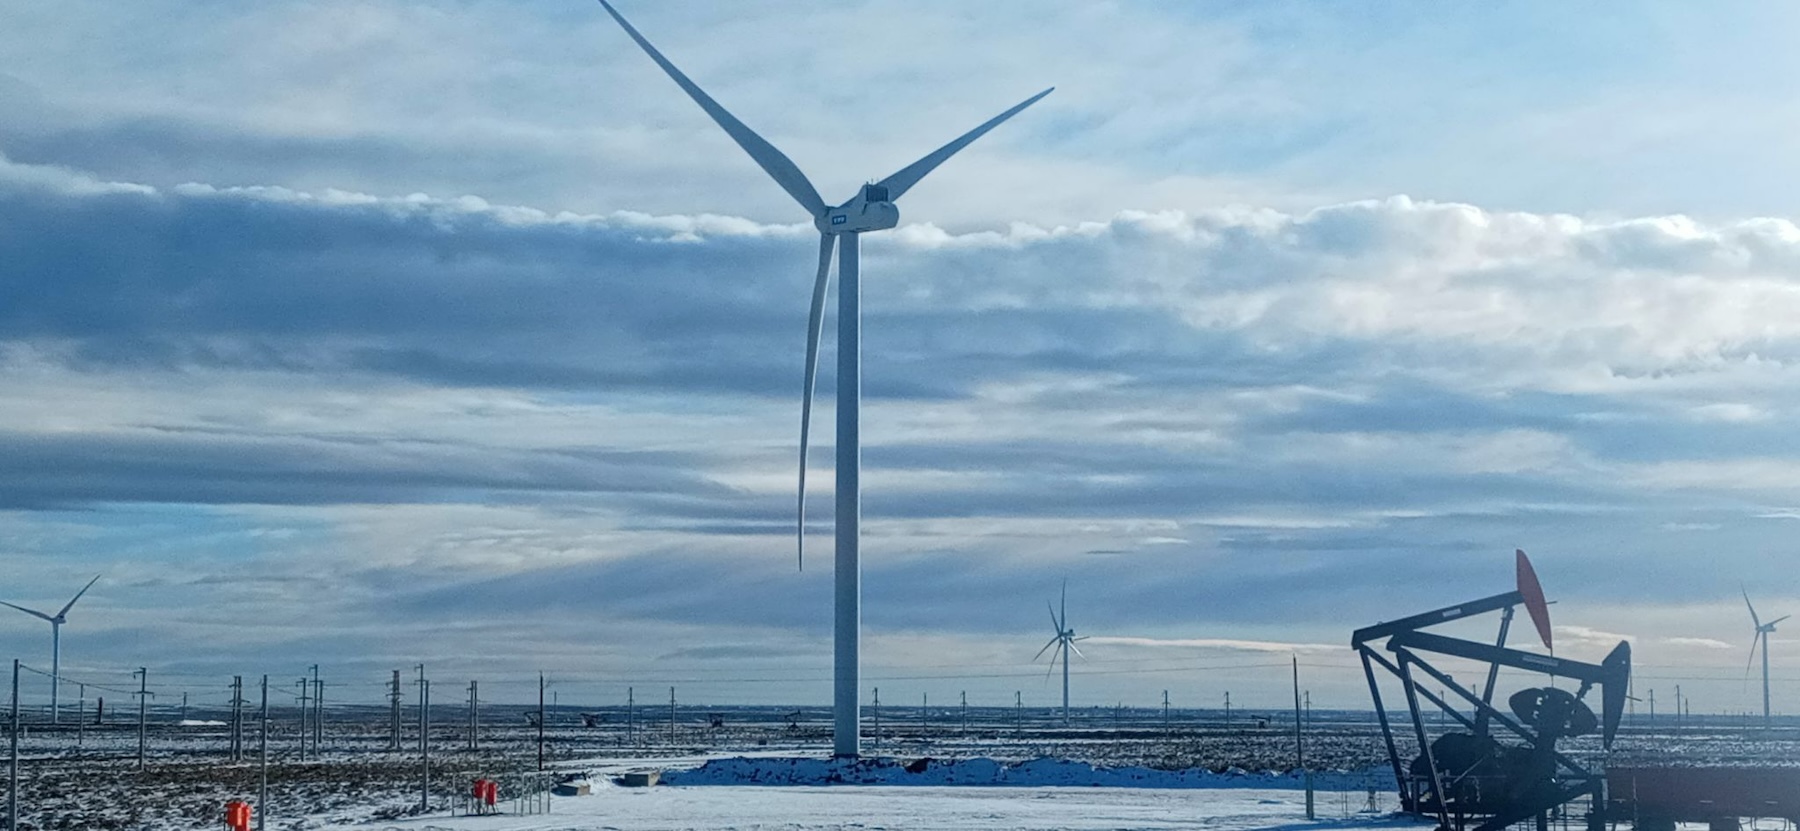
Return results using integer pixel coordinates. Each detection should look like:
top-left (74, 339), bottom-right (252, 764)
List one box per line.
top-left (1397, 654), bottom-right (1450, 830)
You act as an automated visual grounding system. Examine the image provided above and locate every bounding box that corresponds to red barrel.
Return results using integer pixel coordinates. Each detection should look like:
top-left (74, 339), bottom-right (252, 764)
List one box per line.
top-left (223, 801), bottom-right (252, 831)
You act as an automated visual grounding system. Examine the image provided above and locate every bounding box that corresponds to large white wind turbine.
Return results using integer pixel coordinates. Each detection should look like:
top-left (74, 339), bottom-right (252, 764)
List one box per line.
top-left (1743, 587), bottom-right (1790, 728)
top-left (1, 574), bottom-right (101, 724)
top-left (596, 1), bottom-right (1052, 758)
top-left (1034, 581), bottom-right (1087, 726)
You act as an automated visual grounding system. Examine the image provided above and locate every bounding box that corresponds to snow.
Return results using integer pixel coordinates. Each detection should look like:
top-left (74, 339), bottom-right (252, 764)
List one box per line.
top-left (317, 785), bottom-right (1421, 831)
top-left (658, 755), bottom-right (1387, 790)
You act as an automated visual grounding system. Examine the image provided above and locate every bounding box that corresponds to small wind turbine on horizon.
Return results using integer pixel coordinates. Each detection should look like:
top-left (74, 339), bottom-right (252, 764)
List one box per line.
top-left (1, 574), bottom-right (101, 724)
top-left (596, 0), bottom-right (1052, 758)
top-left (1035, 581), bottom-right (1088, 726)
top-left (1743, 586), bottom-right (1790, 728)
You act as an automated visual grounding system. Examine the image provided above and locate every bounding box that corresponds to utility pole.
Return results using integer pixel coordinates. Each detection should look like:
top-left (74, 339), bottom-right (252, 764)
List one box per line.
top-left (180, 691), bottom-right (188, 723)
top-left (668, 686), bottom-right (676, 746)
top-left (134, 667), bottom-right (148, 772)
top-left (1224, 691), bottom-right (1231, 726)
top-left (1015, 691), bottom-right (1022, 734)
top-left (960, 691), bottom-right (967, 738)
top-left (1292, 658), bottom-right (1305, 771)
top-left (537, 673), bottom-right (546, 770)
top-left (627, 687), bottom-right (635, 746)
top-left (258, 676), bottom-right (268, 831)
top-left (1648, 688), bottom-right (1655, 723)
top-left (76, 683), bottom-right (85, 752)
top-left (230, 676), bottom-right (244, 762)
top-left (1295, 656), bottom-right (1312, 821)
top-left (294, 679), bottom-right (309, 761)
top-left (467, 680), bottom-right (479, 752)
top-left (872, 688), bottom-right (881, 750)
top-left (312, 671), bottom-right (323, 752)
top-left (307, 665), bottom-right (320, 751)
top-left (1163, 690), bottom-right (1170, 734)
top-left (11, 659), bottom-right (19, 831)
top-left (419, 678), bottom-right (430, 812)
top-left (921, 693), bottom-right (927, 736)
top-left (388, 670), bottom-right (401, 751)
top-left (415, 665), bottom-right (425, 754)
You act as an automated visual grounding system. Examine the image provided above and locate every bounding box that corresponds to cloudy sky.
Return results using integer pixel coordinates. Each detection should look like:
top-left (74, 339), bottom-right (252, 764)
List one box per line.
top-left (2, 0), bottom-right (1799, 716)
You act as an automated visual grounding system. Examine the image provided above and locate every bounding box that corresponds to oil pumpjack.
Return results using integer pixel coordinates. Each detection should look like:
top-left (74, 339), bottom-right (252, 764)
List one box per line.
top-left (1353, 550), bottom-right (1630, 831)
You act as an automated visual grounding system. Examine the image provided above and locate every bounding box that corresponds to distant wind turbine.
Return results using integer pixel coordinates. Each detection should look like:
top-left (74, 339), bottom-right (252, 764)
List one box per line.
top-left (1035, 581), bottom-right (1088, 726)
top-left (1, 574), bottom-right (101, 724)
top-left (596, 0), bottom-right (1052, 758)
top-left (1743, 586), bottom-right (1790, 728)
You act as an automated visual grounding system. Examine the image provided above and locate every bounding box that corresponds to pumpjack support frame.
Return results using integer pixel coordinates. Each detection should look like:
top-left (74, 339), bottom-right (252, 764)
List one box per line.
top-left (1352, 553), bottom-right (1630, 831)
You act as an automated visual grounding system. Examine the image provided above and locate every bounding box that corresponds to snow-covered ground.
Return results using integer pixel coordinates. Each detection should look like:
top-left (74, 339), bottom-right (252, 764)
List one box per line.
top-left (321, 783), bottom-right (1420, 831)
top-left (12, 712), bottom-right (1800, 829)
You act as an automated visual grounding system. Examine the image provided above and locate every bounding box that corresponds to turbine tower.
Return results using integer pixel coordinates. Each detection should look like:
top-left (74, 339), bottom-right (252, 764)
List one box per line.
top-left (1034, 581), bottom-right (1087, 726)
top-left (596, 1), bottom-right (1051, 758)
top-left (1, 574), bottom-right (101, 724)
top-left (1744, 587), bottom-right (1790, 728)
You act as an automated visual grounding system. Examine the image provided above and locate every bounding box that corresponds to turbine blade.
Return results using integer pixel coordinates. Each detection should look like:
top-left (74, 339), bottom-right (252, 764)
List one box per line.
top-left (1748, 632), bottom-right (1761, 677)
top-left (0, 600), bottom-right (53, 623)
top-left (1744, 585), bottom-right (1762, 629)
top-left (56, 574), bottom-right (101, 619)
top-left (1034, 636), bottom-right (1060, 662)
top-left (1067, 639), bottom-right (1085, 660)
top-left (1771, 615), bottom-right (1792, 628)
top-left (797, 233), bottom-right (837, 570)
top-left (876, 87), bottom-right (1053, 202)
top-left (1047, 600), bottom-right (1060, 632)
top-left (596, 0), bottom-right (826, 216)
top-left (1044, 644), bottom-right (1062, 682)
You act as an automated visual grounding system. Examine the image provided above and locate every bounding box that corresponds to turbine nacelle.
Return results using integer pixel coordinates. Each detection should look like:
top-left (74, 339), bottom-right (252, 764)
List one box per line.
top-left (816, 184), bottom-right (899, 235)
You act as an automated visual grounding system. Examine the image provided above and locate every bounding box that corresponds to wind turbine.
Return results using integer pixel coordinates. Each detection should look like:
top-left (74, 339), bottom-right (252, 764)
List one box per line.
top-left (1743, 586), bottom-right (1790, 728)
top-left (1, 574), bottom-right (101, 724)
top-left (1034, 581), bottom-right (1087, 726)
top-left (596, 1), bottom-right (1052, 758)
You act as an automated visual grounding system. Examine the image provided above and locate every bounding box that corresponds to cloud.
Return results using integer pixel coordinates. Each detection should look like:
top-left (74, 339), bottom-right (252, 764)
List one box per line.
top-left (1554, 625), bottom-right (1636, 646)
top-left (1663, 637), bottom-right (1733, 651)
top-left (1084, 637), bottom-right (1342, 654)
top-left (4, 155), bottom-right (1800, 704)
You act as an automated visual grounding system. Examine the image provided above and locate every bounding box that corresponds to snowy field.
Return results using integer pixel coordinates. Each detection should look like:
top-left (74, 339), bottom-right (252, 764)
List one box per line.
top-left (7, 707), bottom-right (1799, 829)
top-left (320, 783), bottom-right (1420, 831)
